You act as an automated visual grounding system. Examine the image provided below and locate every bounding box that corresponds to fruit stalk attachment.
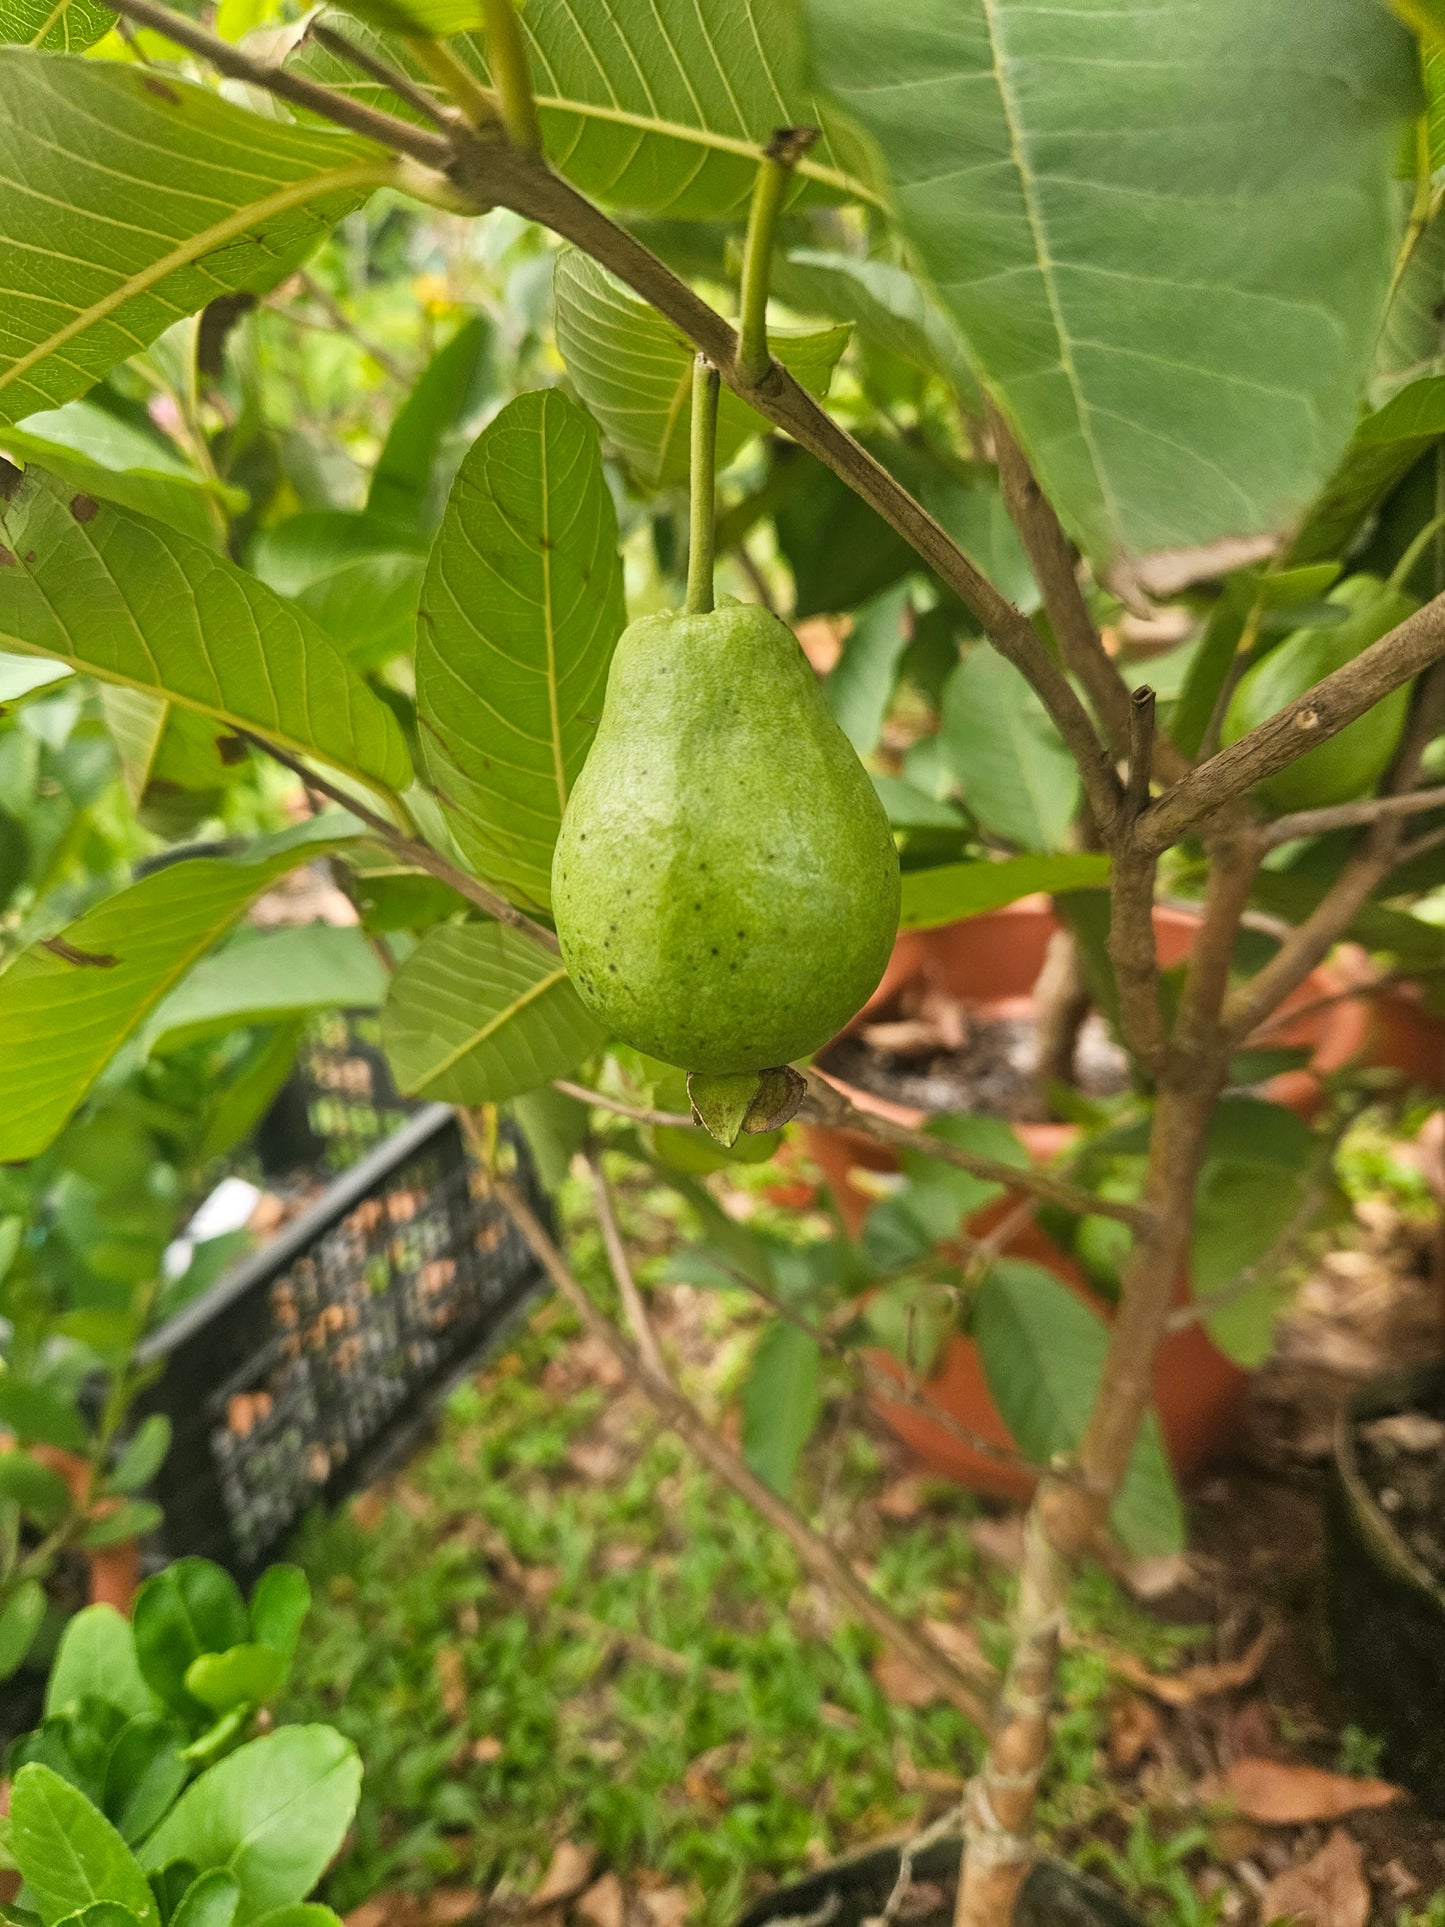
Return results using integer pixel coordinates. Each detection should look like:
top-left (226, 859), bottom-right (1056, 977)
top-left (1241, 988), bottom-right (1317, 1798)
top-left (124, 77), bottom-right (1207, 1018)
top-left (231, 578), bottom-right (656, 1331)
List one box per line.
top-left (736, 128), bottom-right (819, 387)
top-left (686, 355), bottom-right (721, 616)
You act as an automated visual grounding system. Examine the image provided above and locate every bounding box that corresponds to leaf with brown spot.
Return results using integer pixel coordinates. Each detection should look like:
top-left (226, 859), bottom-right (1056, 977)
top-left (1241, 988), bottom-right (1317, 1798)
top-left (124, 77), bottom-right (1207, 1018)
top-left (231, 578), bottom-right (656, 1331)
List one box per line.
top-left (1206, 1757), bottom-right (1403, 1824)
top-left (1258, 1828), bottom-right (1370, 1927)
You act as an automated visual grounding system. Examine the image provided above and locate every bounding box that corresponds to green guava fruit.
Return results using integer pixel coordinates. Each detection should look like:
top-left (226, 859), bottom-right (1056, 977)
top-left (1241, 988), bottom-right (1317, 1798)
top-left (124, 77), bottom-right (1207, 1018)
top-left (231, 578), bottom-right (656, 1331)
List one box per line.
top-left (552, 601), bottom-right (901, 1075)
top-left (1221, 574), bottom-right (1416, 814)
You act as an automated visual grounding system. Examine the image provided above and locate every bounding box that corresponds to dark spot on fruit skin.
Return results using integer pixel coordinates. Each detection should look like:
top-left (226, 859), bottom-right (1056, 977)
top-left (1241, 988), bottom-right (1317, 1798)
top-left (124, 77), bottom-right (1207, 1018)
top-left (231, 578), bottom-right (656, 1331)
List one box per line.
top-left (710, 947), bottom-right (718, 955)
top-left (69, 494), bottom-right (98, 522)
top-left (609, 964), bottom-right (617, 972)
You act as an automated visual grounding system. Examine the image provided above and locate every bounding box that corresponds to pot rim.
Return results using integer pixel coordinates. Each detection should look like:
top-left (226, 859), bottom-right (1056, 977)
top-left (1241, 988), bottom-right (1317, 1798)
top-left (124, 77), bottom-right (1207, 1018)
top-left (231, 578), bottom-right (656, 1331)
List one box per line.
top-left (1333, 1358), bottom-right (1445, 1609)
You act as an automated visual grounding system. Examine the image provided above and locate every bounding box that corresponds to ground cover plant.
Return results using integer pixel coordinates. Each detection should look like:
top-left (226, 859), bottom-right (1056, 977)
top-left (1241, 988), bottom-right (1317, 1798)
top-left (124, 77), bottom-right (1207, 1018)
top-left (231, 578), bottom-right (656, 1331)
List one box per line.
top-left (5, 0), bottom-right (1445, 1918)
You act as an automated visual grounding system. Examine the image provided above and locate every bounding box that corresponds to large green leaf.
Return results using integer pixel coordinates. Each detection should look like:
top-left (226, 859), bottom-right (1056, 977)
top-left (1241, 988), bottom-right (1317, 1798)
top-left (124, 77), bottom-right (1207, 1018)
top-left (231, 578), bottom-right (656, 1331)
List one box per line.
top-left (0, 467), bottom-right (411, 797)
top-left (824, 586), bottom-right (911, 755)
top-left (367, 317), bottom-right (497, 535)
top-left (249, 513), bottom-right (426, 673)
top-left (142, 927), bottom-right (387, 1054)
top-left (46, 1607), bottom-right (158, 1722)
top-left (938, 651), bottom-right (1078, 852)
top-left (139, 1729), bottom-right (361, 1924)
top-left (1288, 374), bottom-right (1445, 564)
top-left (0, 0), bottom-right (111, 50)
top-left (806, 0), bottom-right (1419, 561)
top-left (381, 922), bottom-right (605, 1104)
top-left (416, 389), bottom-right (625, 911)
top-left (291, 0), bottom-right (871, 219)
top-left (0, 816), bottom-right (356, 1162)
top-left (10, 1764), bottom-right (158, 1927)
top-left (973, 1261), bottom-right (1183, 1557)
top-left (554, 249), bottom-right (850, 489)
top-left (0, 52), bottom-right (392, 424)
top-left (900, 853), bottom-right (1111, 930)
top-left (1, 401), bottom-right (240, 546)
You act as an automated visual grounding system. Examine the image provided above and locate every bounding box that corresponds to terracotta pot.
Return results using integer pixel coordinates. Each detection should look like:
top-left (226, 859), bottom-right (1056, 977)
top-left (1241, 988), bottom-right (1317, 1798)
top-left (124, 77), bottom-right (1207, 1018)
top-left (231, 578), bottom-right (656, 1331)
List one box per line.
top-left (801, 898), bottom-right (1364, 1497)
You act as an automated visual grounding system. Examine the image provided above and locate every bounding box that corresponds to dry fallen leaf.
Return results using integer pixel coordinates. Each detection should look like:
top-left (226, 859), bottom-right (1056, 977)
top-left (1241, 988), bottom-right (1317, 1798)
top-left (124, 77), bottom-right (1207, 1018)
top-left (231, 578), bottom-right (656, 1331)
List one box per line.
top-left (424, 1896), bottom-right (483, 1927)
top-left (1109, 1626), bottom-right (1275, 1706)
top-left (636, 1888), bottom-right (691, 1927)
top-left (435, 1645), bottom-right (467, 1724)
top-left (575, 1874), bottom-right (626, 1927)
top-left (568, 1439), bottom-right (625, 1484)
top-left (1108, 1694), bottom-right (1161, 1772)
top-left (921, 1618), bottom-right (996, 1681)
top-left (472, 1735), bottom-right (504, 1764)
top-left (1258, 1828), bottom-right (1370, 1927)
top-left (532, 1841), bottom-right (597, 1907)
top-left (876, 1476), bottom-right (928, 1523)
top-left (871, 1648), bottom-right (938, 1709)
top-left (968, 1513), bottom-right (1024, 1569)
top-left (1207, 1758), bottom-right (1402, 1824)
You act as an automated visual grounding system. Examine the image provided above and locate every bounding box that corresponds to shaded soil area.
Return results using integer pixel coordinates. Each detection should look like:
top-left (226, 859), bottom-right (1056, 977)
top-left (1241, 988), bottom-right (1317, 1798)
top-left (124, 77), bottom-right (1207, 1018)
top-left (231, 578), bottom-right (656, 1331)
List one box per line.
top-left (818, 1012), bottom-right (1130, 1121)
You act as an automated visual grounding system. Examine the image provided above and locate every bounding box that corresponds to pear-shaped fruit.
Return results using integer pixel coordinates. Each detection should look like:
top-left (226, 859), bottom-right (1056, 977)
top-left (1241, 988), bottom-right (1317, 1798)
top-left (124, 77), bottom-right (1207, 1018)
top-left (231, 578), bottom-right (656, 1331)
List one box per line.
top-left (1222, 575), bottom-right (1417, 814)
top-left (552, 602), bottom-right (900, 1074)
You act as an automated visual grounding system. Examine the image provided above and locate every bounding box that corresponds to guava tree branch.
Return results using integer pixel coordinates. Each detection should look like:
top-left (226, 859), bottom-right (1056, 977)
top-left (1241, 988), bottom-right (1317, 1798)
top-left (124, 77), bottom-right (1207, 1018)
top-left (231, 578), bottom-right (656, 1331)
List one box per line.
top-left (989, 406), bottom-right (1189, 789)
top-left (1140, 591), bottom-right (1445, 852)
top-left (238, 731), bottom-right (562, 954)
top-left (797, 1070), bottom-right (1150, 1227)
top-left (492, 1173), bottom-right (997, 1728)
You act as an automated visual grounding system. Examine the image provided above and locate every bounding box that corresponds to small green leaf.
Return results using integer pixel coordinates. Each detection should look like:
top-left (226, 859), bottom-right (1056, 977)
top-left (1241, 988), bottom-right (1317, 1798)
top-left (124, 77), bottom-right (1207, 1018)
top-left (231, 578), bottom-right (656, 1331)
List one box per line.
top-left (0, 1581), bottom-right (46, 1681)
top-left (0, 817), bottom-right (358, 1163)
top-left (108, 1418), bottom-right (172, 1498)
top-left (51, 1907), bottom-right (144, 1927)
top-left (973, 1261), bottom-right (1183, 1556)
top-left (0, 469), bottom-right (410, 799)
top-left (0, 53), bottom-right (391, 424)
top-left (10, 1764), bottom-right (158, 1927)
top-left (248, 1568), bottom-right (310, 1667)
top-left (938, 652), bottom-right (1079, 852)
top-left (772, 247), bottom-right (973, 388)
top-left (900, 853), bottom-right (1112, 931)
top-left (741, 1322), bottom-right (821, 1497)
top-left (139, 1729), bottom-right (362, 1923)
top-left (82, 1502), bottom-right (162, 1550)
top-left (46, 1607), bottom-right (158, 1723)
top-left (133, 1560), bottom-right (251, 1716)
top-left (368, 317), bottom-right (495, 533)
top-left (168, 1873), bottom-right (241, 1927)
top-left (555, 249), bottom-right (849, 489)
top-left (104, 1717), bottom-right (189, 1847)
top-left (824, 586), bottom-right (911, 757)
top-left (0, 1379), bottom-right (86, 1452)
top-left (416, 388), bottom-right (626, 912)
top-left (0, 1449), bottom-right (74, 1527)
top-left (183, 1646), bottom-right (287, 1716)
top-left (382, 923), bottom-right (606, 1105)
top-left (1288, 374), bottom-right (1445, 565)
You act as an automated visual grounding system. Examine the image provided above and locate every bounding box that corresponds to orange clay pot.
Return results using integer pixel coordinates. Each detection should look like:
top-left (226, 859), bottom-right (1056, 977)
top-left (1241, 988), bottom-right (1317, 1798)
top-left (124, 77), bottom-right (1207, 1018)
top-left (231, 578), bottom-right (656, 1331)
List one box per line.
top-left (28, 1444), bottom-right (141, 1612)
top-left (797, 898), bottom-right (1369, 1501)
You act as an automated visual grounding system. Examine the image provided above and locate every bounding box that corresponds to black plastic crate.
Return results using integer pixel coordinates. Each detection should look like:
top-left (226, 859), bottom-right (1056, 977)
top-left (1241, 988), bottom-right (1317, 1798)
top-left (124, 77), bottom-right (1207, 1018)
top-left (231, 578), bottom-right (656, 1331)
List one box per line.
top-left (254, 1011), bottom-right (419, 1180)
top-left (135, 1106), bottom-right (548, 1579)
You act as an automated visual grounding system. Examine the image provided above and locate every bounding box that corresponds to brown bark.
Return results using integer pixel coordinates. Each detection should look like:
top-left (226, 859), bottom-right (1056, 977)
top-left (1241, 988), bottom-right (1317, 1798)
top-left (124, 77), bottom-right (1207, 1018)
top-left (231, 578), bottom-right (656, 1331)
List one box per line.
top-left (1029, 925), bottom-right (1091, 1107)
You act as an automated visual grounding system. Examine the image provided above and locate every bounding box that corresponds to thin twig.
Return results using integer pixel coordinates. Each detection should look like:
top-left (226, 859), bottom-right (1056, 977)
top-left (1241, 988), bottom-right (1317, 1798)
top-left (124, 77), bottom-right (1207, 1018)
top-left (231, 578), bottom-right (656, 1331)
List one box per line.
top-left (295, 271), bottom-right (409, 384)
top-left (308, 21), bottom-right (455, 129)
top-left (1264, 782), bottom-right (1445, 845)
top-left (797, 1071), bottom-right (1151, 1229)
top-left (103, 0), bottom-right (453, 168)
top-left (553, 1081), bottom-right (694, 1128)
top-left (237, 731), bottom-right (561, 953)
top-left (587, 1153), bottom-right (669, 1381)
top-left (491, 1173), bottom-right (997, 1730)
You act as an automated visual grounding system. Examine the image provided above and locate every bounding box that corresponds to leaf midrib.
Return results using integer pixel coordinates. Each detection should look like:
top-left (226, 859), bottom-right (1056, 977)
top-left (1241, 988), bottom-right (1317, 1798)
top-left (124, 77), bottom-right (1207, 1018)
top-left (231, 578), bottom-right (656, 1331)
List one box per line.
top-left (416, 963), bottom-right (569, 1089)
top-left (975, 0), bottom-right (1122, 539)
